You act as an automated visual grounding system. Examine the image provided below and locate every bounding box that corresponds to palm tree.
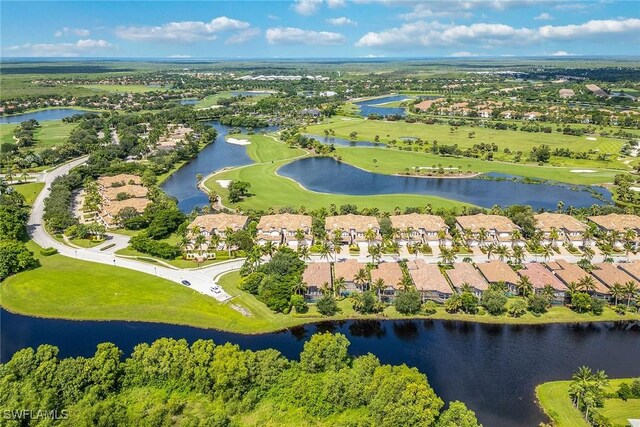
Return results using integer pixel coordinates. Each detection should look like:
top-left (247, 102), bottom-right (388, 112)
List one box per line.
top-left (364, 228), bottom-right (377, 247)
top-left (486, 242), bottom-right (497, 260)
top-left (623, 241), bottom-right (634, 262)
top-left (331, 230), bottom-right (343, 262)
top-left (399, 274), bottom-right (413, 292)
top-left (210, 234), bottom-right (221, 252)
top-left (512, 245), bottom-right (525, 265)
top-left (495, 245), bottom-right (510, 262)
top-left (371, 277), bottom-right (385, 301)
top-left (319, 242), bottom-right (331, 261)
top-left (624, 228), bottom-right (637, 245)
top-left (571, 366), bottom-right (594, 409)
top-left (541, 284), bottom-right (556, 302)
top-left (608, 230), bottom-right (622, 248)
top-left (178, 235), bottom-right (191, 256)
top-left (540, 244), bottom-right (554, 262)
top-left (410, 241), bottom-right (422, 259)
top-left (333, 277), bottom-right (346, 298)
top-left (194, 233), bottom-right (207, 257)
top-left (437, 229), bottom-right (447, 246)
top-left (320, 282), bottom-right (332, 296)
top-left (549, 228), bottom-right (561, 247)
top-left (353, 268), bottom-right (369, 292)
top-left (438, 247), bottom-right (456, 265)
top-left (582, 226), bottom-right (596, 247)
top-left (609, 282), bottom-right (624, 306)
top-left (292, 279), bottom-right (308, 296)
top-left (623, 281), bottom-right (638, 309)
top-left (511, 229), bottom-right (522, 248)
top-left (367, 244), bottom-right (382, 265)
top-left (262, 241), bottom-right (276, 258)
top-left (582, 246), bottom-right (595, 262)
top-left (578, 275), bottom-right (597, 294)
top-left (516, 275), bottom-right (533, 298)
top-left (294, 228), bottom-right (306, 247)
top-left (565, 282), bottom-right (580, 301)
top-left (297, 244), bottom-right (311, 261)
top-left (246, 246), bottom-right (263, 272)
top-left (460, 283), bottom-right (474, 294)
top-left (478, 228), bottom-right (489, 247)
top-left (386, 240), bottom-right (400, 256)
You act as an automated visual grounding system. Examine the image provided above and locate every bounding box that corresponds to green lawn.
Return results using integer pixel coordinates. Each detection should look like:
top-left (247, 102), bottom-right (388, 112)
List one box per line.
top-left (335, 146), bottom-right (621, 185)
top-left (11, 182), bottom-right (44, 205)
top-left (0, 241), bottom-right (264, 333)
top-left (114, 246), bottom-right (227, 269)
top-left (537, 379), bottom-right (639, 427)
top-left (0, 120), bottom-right (76, 150)
top-left (306, 117), bottom-right (628, 168)
top-left (237, 133), bottom-right (306, 163)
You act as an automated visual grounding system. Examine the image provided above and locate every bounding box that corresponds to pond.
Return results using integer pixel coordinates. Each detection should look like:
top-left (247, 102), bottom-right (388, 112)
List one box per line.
top-left (0, 108), bottom-right (90, 124)
top-left (355, 95), bottom-right (410, 117)
top-left (160, 122), bottom-right (279, 212)
top-left (277, 157), bottom-right (611, 210)
top-left (2, 309), bottom-right (638, 427)
top-left (179, 98), bottom-right (198, 105)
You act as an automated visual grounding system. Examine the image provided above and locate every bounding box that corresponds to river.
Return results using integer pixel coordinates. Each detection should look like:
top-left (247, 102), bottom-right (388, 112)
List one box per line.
top-left (1, 309), bottom-right (638, 427)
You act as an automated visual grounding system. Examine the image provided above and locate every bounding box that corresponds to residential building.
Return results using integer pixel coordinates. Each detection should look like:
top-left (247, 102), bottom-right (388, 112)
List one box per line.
top-left (334, 259), bottom-right (368, 293)
top-left (257, 213), bottom-right (313, 248)
top-left (97, 174), bottom-right (143, 188)
top-left (546, 260), bottom-right (609, 298)
top-left (407, 260), bottom-right (452, 302)
top-left (370, 262), bottom-right (404, 300)
top-left (518, 263), bottom-right (567, 303)
top-left (325, 214), bottom-right (380, 246)
top-left (302, 263), bottom-right (332, 301)
top-left (100, 184), bottom-right (148, 202)
top-left (534, 213), bottom-right (588, 246)
top-left (445, 263), bottom-right (489, 297)
top-left (591, 263), bottom-right (639, 291)
top-left (186, 213), bottom-right (249, 258)
top-left (455, 214), bottom-right (522, 247)
top-left (476, 261), bottom-right (520, 294)
top-left (587, 214), bottom-right (640, 248)
top-left (390, 214), bottom-right (451, 247)
top-left (618, 261), bottom-right (640, 290)
top-left (98, 198), bottom-right (152, 229)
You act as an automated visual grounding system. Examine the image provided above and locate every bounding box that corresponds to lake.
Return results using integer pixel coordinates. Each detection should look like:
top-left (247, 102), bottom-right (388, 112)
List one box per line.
top-left (355, 95), bottom-right (410, 117)
top-left (1, 309), bottom-right (638, 427)
top-left (161, 122), bottom-right (279, 212)
top-left (277, 157), bottom-right (611, 210)
top-left (0, 108), bottom-right (90, 124)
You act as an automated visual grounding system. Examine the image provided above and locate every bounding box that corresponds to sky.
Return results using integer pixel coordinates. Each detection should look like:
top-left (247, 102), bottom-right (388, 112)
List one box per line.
top-left (1, 0), bottom-right (639, 58)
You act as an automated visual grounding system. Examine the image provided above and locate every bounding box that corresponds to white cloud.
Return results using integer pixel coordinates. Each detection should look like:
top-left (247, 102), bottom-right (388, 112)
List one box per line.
top-left (266, 27), bottom-right (345, 45)
top-left (268, 15), bottom-right (280, 20)
top-left (534, 13), bottom-right (553, 20)
top-left (450, 51), bottom-right (477, 57)
top-left (326, 0), bottom-right (346, 8)
top-left (54, 27), bottom-right (91, 37)
top-left (5, 39), bottom-right (113, 57)
top-left (356, 18), bottom-right (640, 49)
top-left (168, 54), bottom-right (191, 58)
top-left (398, 0), bottom-right (541, 20)
top-left (226, 28), bottom-right (261, 44)
top-left (292, 0), bottom-right (323, 15)
top-left (327, 17), bottom-right (357, 26)
top-left (550, 50), bottom-right (574, 56)
top-left (538, 18), bottom-right (640, 39)
top-left (115, 17), bottom-right (251, 43)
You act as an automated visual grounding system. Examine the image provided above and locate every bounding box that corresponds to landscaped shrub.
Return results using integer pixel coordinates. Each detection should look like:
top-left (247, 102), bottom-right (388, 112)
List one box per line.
top-left (395, 290), bottom-right (422, 315)
top-left (422, 301), bottom-right (437, 315)
top-left (39, 247), bottom-right (59, 256)
top-left (99, 243), bottom-right (116, 251)
top-left (290, 294), bottom-right (308, 313)
top-left (508, 300), bottom-right (528, 318)
top-left (316, 295), bottom-right (339, 316)
top-left (590, 297), bottom-right (605, 315)
top-left (129, 235), bottom-right (181, 259)
top-left (528, 294), bottom-right (549, 314)
top-left (481, 289), bottom-right (508, 315)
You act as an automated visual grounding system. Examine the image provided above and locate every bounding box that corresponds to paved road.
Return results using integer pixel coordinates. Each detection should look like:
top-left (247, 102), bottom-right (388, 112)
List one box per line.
top-left (26, 157), bottom-right (238, 302)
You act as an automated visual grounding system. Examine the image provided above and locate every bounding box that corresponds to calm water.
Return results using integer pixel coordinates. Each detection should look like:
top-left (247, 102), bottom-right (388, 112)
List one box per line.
top-left (305, 133), bottom-right (381, 147)
top-left (278, 157), bottom-right (611, 210)
top-left (2, 309), bottom-right (638, 427)
top-left (355, 95), bottom-right (410, 117)
top-left (161, 122), bottom-right (278, 212)
top-left (179, 99), bottom-right (198, 105)
top-left (0, 108), bottom-right (89, 124)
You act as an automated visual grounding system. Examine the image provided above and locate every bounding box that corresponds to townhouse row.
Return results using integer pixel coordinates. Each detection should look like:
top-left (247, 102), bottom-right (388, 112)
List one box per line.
top-left (94, 174), bottom-right (151, 229)
top-left (185, 211), bottom-right (640, 258)
top-left (301, 259), bottom-right (640, 304)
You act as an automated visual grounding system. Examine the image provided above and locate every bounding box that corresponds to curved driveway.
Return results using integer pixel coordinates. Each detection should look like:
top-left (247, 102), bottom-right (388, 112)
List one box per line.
top-left (27, 157), bottom-right (240, 302)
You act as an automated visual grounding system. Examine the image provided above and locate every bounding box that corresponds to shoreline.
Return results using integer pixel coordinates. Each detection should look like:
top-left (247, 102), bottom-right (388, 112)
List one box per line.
top-left (2, 303), bottom-right (638, 336)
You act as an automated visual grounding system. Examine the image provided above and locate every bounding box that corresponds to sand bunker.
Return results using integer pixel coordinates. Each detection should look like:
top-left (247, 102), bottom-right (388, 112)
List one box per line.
top-left (216, 180), bottom-right (232, 188)
top-left (570, 169), bottom-right (596, 173)
top-left (586, 137), bottom-right (597, 141)
top-left (227, 137), bottom-right (251, 145)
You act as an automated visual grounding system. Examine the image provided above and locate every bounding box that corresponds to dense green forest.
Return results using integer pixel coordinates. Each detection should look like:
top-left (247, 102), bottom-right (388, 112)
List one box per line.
top-left (0, 333), bottom-right (480, 426)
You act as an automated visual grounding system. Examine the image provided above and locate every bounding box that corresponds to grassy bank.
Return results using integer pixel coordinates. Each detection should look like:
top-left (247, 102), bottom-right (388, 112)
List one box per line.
top-left (536, 379), bottom-right (639, 427)
top-left (12, 182), bottom-right (45, 205)
top-left (0, 120), bottom-right (77, 150)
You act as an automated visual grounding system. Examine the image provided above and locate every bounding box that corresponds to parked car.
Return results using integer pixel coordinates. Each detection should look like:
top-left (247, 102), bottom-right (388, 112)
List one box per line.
top-left (181, 280), bottom-right (191, 287)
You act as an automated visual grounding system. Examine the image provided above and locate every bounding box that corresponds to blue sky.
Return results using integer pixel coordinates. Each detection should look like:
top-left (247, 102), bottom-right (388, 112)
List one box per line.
top-left (1, 1), bottom-right (639, 58)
